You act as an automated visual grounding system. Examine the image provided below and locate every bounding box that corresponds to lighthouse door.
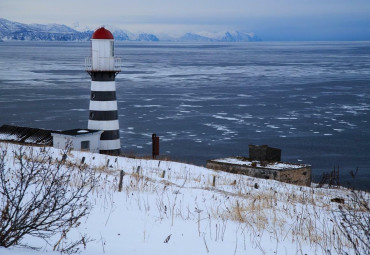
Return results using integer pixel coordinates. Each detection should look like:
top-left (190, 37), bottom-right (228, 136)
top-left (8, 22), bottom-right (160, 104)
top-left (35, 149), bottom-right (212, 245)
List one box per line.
top-left (99, 57), bottom-right (104, 70)
top-left (110, 41), bottom-right (114, 56)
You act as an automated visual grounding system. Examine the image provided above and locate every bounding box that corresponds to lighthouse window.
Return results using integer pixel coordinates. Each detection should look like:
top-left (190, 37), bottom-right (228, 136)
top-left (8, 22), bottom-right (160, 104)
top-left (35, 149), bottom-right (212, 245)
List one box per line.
top-left (81, 141), bottom-right (90, 151)
top-left (110, 41), bottom-right (114, 56)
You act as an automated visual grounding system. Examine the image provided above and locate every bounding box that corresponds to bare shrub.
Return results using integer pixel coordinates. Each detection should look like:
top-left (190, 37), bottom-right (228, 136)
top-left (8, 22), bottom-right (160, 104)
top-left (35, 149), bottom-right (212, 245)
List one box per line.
top-left (0, 144), bottom-right (97, 252)
top-left (334, 189), bottom-right (370, 255)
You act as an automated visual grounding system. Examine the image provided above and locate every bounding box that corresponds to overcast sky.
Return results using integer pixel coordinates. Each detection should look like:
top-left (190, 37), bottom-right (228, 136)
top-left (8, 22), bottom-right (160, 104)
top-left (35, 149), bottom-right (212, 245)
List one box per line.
top-left (1, 0), bottom-right (370, 40)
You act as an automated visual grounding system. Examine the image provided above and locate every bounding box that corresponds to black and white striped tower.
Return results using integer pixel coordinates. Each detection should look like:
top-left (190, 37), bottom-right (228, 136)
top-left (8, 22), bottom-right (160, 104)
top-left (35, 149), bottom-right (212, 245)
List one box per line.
top-left (86, 27), bottom-right (121, 155)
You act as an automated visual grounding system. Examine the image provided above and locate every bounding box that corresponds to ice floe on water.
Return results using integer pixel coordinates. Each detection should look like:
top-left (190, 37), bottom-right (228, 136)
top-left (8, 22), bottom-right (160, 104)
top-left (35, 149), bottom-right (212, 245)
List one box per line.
top-left (212, 115), bottom-right (240, 121)
top-left (275, 117), bottom-right (298, 120)
top-left (266, 124), bottom-right (280, 129)
top-left (237, 94), bottom-right (252, 98)
top-left (234, 113), bottom-right (253, 119)
top-left (178, 104), bottom-right (203, 108)
top-left (333, 128), bottom-right (345, 132)
top-left (133, 105), bottom-right (162, 108)
top-left (70, 108), bottom-right (87, 112)
top-left (203, 123), bottom-right (236, 136)
top-left (338, 121), bottom-right (357, 127)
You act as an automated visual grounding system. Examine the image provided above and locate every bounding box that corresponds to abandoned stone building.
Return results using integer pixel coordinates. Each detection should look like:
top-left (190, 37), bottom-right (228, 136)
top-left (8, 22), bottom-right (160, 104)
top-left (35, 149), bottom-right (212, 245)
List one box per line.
top-left (206, 145), bottom-right (311, 186)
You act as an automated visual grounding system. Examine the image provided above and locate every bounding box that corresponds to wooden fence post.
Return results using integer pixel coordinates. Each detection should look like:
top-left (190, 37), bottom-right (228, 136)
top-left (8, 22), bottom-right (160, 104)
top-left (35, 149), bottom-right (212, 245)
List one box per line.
top-left (61, 154), bottom-right (67, 162)
top-left (118, 170), bottom-right (125, 192)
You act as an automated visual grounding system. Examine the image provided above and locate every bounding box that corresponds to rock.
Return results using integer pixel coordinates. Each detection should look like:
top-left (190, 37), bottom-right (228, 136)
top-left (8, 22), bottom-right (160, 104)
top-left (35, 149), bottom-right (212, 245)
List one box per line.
top-left (331, 198), bottom-right (344, 204)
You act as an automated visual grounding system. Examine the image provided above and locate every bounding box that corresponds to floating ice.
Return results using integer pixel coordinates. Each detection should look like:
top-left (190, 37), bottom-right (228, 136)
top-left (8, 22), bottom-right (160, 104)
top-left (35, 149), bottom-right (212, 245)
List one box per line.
top-left (333, 129), bottom-right (344, 132)
top-left (237, 94), bottom-right (252, 98)
top-left (267, 125), bottom-right (280, 129)
top-left (212, 115), bottom-right (239, 121)
top-left (133, 105), bottom-right (162, 108)
top-left (71, 109), bottom-right (87, 112)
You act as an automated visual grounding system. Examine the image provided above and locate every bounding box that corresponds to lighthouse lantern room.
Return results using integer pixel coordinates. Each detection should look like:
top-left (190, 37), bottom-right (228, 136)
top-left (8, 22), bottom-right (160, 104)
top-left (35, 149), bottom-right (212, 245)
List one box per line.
top-left (86, 27), bottom-right (121, 155)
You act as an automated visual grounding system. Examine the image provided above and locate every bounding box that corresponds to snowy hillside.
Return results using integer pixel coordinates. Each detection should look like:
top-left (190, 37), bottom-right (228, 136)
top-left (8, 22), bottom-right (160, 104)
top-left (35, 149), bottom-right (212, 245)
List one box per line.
top-left (0, 142), bottom-right (368, 255)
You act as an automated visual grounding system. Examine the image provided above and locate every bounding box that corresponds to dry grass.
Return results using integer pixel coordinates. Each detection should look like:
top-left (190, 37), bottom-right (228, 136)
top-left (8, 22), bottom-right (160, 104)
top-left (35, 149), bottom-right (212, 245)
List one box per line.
top-left (6, 143), bottom-right (365, 255)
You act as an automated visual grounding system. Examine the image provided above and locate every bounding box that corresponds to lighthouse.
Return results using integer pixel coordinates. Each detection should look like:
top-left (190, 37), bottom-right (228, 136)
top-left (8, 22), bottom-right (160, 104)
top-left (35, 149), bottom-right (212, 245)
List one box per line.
top-left (86, 27), bottom-right (121, 155)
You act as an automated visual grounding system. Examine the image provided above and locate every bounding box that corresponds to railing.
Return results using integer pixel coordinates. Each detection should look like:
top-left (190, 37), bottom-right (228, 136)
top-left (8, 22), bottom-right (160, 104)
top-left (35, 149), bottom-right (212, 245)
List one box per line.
top-left (85, 57), bottom-right (122, 72)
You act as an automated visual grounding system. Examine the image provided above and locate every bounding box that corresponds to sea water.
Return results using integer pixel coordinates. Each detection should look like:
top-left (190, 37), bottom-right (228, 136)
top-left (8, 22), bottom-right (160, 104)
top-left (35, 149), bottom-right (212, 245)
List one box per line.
top-left (0, 41), bottom-right (369, 189)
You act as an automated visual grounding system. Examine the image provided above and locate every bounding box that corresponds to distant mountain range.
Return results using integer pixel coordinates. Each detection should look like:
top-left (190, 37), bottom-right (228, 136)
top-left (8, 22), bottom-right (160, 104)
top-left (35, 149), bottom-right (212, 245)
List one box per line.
top-left (0, 18), bottom-right (261, 42)
top-left (0, 18), bottom-right (92, 41)
top-left (177, 31), bottom-right (261, 42)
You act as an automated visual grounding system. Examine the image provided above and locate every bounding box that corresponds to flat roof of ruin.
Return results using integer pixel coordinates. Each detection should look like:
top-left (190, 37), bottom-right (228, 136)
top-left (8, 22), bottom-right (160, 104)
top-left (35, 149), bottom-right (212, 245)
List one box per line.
top-left (209, 157), bottom-right (310, 170)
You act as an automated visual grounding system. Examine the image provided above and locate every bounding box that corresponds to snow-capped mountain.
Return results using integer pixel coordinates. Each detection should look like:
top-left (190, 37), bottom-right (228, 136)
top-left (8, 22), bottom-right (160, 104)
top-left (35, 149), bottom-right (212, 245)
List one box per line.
top-left (179, 33), bottom-right (214, 42)
top-left (0, 18), bottom-right (90, 41)
top-left (70, 21), bottom-right (93, 32)
top-left (164, 31), bottom-right (261, 42)
top-left (220, 31), bottom-right (261, 42)
top-left (104, 25), bottom-right (159, 41)
top-left (0, 18), bottom-right (260, 42)
top-left (0, 18), bottom-right (159, 42)
top-left (136, 33), bottom-right (159, 41)
top-left (194, 31), bottom-right (261, 42)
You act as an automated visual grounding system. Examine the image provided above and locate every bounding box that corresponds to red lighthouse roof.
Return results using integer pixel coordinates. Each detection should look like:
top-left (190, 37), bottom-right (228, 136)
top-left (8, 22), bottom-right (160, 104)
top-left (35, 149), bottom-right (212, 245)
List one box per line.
top-left (92, 27), bottom-right (114, 39)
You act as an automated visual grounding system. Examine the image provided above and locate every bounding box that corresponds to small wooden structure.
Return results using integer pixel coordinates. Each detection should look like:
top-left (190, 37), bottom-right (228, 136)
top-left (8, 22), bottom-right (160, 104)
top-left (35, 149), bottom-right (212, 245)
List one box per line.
top-left (0, 124), bottom-right (55, 145)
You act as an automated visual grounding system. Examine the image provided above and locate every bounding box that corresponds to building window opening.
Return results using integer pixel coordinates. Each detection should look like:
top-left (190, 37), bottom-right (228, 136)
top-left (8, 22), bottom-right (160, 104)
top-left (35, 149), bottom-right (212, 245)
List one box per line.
top-left (81, 141), bottom-right (90, 151)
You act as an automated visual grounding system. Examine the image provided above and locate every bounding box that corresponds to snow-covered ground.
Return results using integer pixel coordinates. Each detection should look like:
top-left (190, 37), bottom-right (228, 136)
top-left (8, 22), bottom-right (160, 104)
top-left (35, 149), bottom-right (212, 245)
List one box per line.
top-left (0, 142), bottom-right (367, 255)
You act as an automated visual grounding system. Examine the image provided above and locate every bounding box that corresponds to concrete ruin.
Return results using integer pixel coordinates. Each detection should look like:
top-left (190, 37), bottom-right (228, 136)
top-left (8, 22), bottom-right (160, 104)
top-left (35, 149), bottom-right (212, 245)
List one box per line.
top-left (206, 145), bottom-right (311, 186)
